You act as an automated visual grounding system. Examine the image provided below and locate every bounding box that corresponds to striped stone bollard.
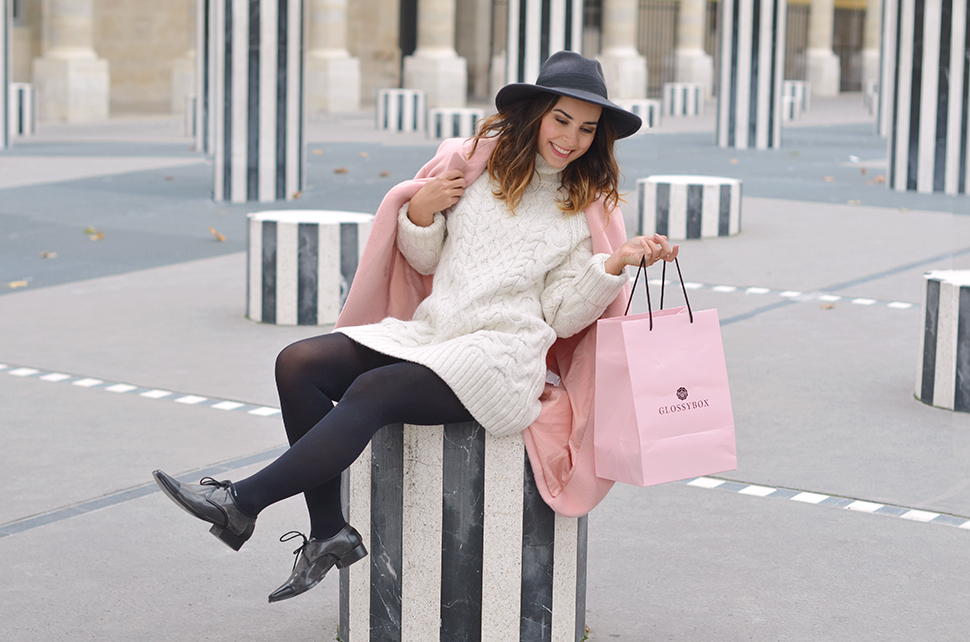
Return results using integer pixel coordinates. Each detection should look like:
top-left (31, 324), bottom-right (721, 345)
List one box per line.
top-left (781, 95), bottom-right (801, 122)
top-left (916, 271), bottom-right (970, 413)
top-left (637, 175), bottom-right (742, 240)
top-left (184, 95), bottom-right (196, 138)
top-left (614, 99), bottom-right (662, 130)
top-left (376, 89), bottom-right (427, 133)
top-left (211, 0), bottom-right (306, 203)
top-left (716, 0), bottom-right (787, 150)
top-left (782, 80), bottom-right (811, 113)
top-left (427, 107), bottom-right (486, 139)
top-left (247, 210), bottom-right (373, 326)
top-left (863, 79), bottom-right (879, 114)
top-left (8, 83), bottom-right (35, 137)
top-left (887, 0), bottom-right (970, 194)
top-left (340, 422), bottom-right (588, 642)
top-left (1, 0), bottom-right (9, 150)
top-left (662, 82), bottom-right (704, 116)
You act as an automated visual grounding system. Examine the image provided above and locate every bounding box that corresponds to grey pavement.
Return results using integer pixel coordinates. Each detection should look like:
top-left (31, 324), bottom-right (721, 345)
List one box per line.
top-left (1, 93), bottom-right (969, 641)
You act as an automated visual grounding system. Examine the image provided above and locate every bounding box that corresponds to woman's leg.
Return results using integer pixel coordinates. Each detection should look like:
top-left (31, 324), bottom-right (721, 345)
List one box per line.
top-left (233, 351), bottom-right (473, 530)
top-left (272, 333), bottom-right (398, 538)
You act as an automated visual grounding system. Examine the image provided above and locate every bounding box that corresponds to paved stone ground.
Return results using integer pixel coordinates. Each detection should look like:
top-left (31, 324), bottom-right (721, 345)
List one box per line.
top-left (1, 94), bottom-right (969, 641)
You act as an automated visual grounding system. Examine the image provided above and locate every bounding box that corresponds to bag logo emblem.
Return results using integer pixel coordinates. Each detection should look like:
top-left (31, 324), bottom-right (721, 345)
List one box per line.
top-left (677, 387), bottom-right (688, 400)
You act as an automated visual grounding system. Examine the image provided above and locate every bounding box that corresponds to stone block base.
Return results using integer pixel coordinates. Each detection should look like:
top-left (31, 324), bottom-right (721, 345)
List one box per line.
top-left (32, 56), bottom-right (110, 123)
top-left (247, 210), bottom-right (373, 326)
top-left (307, 54), bottom-right (362, 114)
top-left (806, 49), bottom-right (841, 97)
top-left (637, 175), bottom-right (742, 239)
top-left (597, 50), bottom-right (648, 100)
top-left (402, 53), bottom-right (467, 108)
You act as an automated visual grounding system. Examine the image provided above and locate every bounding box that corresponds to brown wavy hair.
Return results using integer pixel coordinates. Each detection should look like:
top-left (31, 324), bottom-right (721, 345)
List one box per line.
top-left (469, 93), bottom-right (621, 216)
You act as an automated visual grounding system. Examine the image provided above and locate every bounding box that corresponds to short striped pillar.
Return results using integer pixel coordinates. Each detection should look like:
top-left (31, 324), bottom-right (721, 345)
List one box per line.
top-left (1, 0), bottom-right (10, 150)
top-left (505, 0), bottom-right (585, 84)
top-left (636, 175), bottom-right (742, 239)
top-left (782, 79), bottom-right (811, 112)
top-left (427, 107), bottom-right (485, 139)
top-left (212, 0), bottom-right (306, 203)
top-left (916, 271), bottom-right (970, 413)
top-left (662, 82), bottom-right (704, 116)
top-left (340, 422), bottom-right (588, 642)
top-left (877, 0), bottom-right (898, 137)
top-left (887, 0), bottom-right (970, 195)
top-left (716, 0), bottom-right (787, 149)
top-left (184, 95), bottom-right (197, 138)
top-left (614, 98), bottom-right (662, 130)
top-left (864, 79), bottom-right (879, 114)
top-left (376, 89), bottom-right (427, 133)
top-left (8, 83), bottom-right (34, 137)
top-left (247, 210), bottom-right (373, 326)
top-left (781, 95), bottom-right (800, 121)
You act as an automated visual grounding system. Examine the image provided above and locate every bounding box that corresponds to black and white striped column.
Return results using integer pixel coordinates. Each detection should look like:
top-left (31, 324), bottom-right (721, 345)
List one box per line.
top-left (428, 107), bottom-right (485, 139)
top-left (614, 99), bottom-right (662, 130)
top-left (1, 0), bottom-right (10, 150)
top-left (212, 0), bottom-right (306, 203)
top-left (340, 423), bottom-right (588, 642)
top-left (887, 0), bottom-right (970, 195)
top-left (376, 89), bottom-right (427, 133)
top-left (715, 0), bottom-right (787, 149)
top-left (877, 0), bottom-right (898, 137)
top-left (637, 175), bottom-right (742, 239)
top-left (916, 271), bottom-right (970, 412)
top-left (247, 210), bottom-right (372, 325)
top-left (8, 83), bottom-right (34, 137)
top-left (505, 0), bottom-right (584, 83)
top-left (195, 0), bottom-right (215, 154)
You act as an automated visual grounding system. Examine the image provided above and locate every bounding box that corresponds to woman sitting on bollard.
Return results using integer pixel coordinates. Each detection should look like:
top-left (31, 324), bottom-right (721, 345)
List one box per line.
top-left (153, 51), bottom-right (678, 603)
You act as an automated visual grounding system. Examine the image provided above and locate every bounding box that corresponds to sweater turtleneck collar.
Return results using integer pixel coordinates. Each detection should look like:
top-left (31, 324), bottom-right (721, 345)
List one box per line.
top-left (534, 154), bottom-right (563, 179)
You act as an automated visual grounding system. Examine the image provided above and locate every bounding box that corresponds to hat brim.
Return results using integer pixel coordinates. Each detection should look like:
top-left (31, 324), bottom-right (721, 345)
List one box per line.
top-left (495, 84), bottom-right (642, 139)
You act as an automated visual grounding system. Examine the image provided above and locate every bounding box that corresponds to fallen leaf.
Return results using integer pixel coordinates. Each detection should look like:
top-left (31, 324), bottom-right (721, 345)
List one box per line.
top-left (824, 176), bottom-right (836, 182)
top-left (821, 303), bottom-right (836, 310)
top-left (848, 200), bottom-right (862, 205)
top-left (334, 167), bottom-right (348, 174)
top-left (207, 226), bottom-right (226, 242)
top-left (874, 174), bottom-right (886, 183)
top-left (292, 191), bottom-right (302, 199)
top-left (380, 171), bottom-right (391, 177)
top-left (8, 281), bottom-right (28, 288)
top-left (38, 251), bottom-right (58, 259)
top-left (89, 231), bottom-right (105, 241)
top-left (312, 149), bottom-right (323, 155)
top-left (899, 207), bottom-right (911, 213)
top-left (359, 151), bottom-right (370, 158)
top-left (860, 167), bottom-right (867, 175)
top-left (83, 227), bottom-right (99, 235)
top-left (164, 176), bottom-right (175, 181)
top-left (729, 158), bottom-right (739, 164)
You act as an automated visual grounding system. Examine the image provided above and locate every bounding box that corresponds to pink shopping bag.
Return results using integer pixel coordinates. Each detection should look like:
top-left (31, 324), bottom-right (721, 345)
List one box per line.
top-left (593, 259), bottom-right (736, 487)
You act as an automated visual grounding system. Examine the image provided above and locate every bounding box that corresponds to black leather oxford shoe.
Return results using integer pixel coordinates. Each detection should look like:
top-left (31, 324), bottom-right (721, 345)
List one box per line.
top-left (268, 526), bottom-right (368, 603)
top-left (152, 470), bottom-right (257, 551)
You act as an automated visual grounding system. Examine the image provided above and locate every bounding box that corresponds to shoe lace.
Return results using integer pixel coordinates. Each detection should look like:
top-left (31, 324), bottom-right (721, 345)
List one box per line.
top-left (199, 476), bottom-right (232, 489)
top-left (280, 530), bottom-right (310, 555)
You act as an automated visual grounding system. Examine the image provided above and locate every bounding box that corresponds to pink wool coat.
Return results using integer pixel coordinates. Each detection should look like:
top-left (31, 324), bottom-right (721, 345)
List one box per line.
top-left (335, 136), bottom-right (631, 517)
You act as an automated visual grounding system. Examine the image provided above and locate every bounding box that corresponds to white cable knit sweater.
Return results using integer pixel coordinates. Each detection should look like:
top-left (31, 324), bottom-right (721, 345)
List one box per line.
top-left (337, 156), bottom-right (627, 436)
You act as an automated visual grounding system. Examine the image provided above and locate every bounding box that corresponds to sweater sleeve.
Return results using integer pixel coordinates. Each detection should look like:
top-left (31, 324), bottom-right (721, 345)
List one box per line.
top-left (396, 202), bottom-right (447, 275)
top-left (541, 237), bottom-right (628, 339)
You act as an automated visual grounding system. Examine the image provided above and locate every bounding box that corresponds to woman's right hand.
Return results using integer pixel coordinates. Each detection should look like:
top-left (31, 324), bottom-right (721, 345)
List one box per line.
top-left (407, 170), bottom-right (466, 227)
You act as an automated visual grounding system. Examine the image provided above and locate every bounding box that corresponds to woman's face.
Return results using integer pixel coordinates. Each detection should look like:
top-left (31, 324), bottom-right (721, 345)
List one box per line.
top-left (536, 96), bottom-right (603, 169)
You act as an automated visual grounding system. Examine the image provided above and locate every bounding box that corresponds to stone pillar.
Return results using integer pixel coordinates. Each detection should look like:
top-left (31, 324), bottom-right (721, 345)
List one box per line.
top-left (876, 0), bottom-right (897, 137)
top-left (597, 0), bottom-right (647, 100)
top-left (887, 0), bottom-right (970, 195)
top-left (32, 0), bottom-right (110, 122)
top-left (2, 0), bottom-right (10, 149)
top-left (307, 0), bottom-right (361, 113)
top-left (715, 0), bottom-right (787, 150)
top-left (806, 0), bottom-right (841, 96)
top-left (674, 0), bottom-right (714, 98)
top-left (862, 0), bottom-right (883, 85)
top-left (171, 0), bottom-right (196, 117)
top-left (195, 0), bottom-right (215, 154)
top-left (212, 0), bottom-right (305, 203)
top-left (402, 0), bottom-right (467, 108)
top-left (505, 0), bottom-right (584, 84)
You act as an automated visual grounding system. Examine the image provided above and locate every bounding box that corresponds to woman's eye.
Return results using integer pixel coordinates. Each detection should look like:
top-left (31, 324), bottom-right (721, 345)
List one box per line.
top-left (556, 119), bottom-right (568, 126)
top-left (581, 128), bottom-right (594, 134)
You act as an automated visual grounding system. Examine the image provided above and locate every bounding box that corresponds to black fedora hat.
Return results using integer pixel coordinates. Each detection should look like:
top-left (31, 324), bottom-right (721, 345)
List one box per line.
top-left (495, 51), bottom-right (642, 139)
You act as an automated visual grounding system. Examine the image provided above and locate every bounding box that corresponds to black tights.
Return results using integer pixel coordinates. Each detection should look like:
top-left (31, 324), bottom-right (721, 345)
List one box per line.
top-left (232, 333), bottom-right (472, 539)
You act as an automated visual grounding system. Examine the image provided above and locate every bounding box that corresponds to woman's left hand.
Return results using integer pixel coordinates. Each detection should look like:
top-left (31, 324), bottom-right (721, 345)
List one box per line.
top-left (604, 234), bottom-right (679, 276)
